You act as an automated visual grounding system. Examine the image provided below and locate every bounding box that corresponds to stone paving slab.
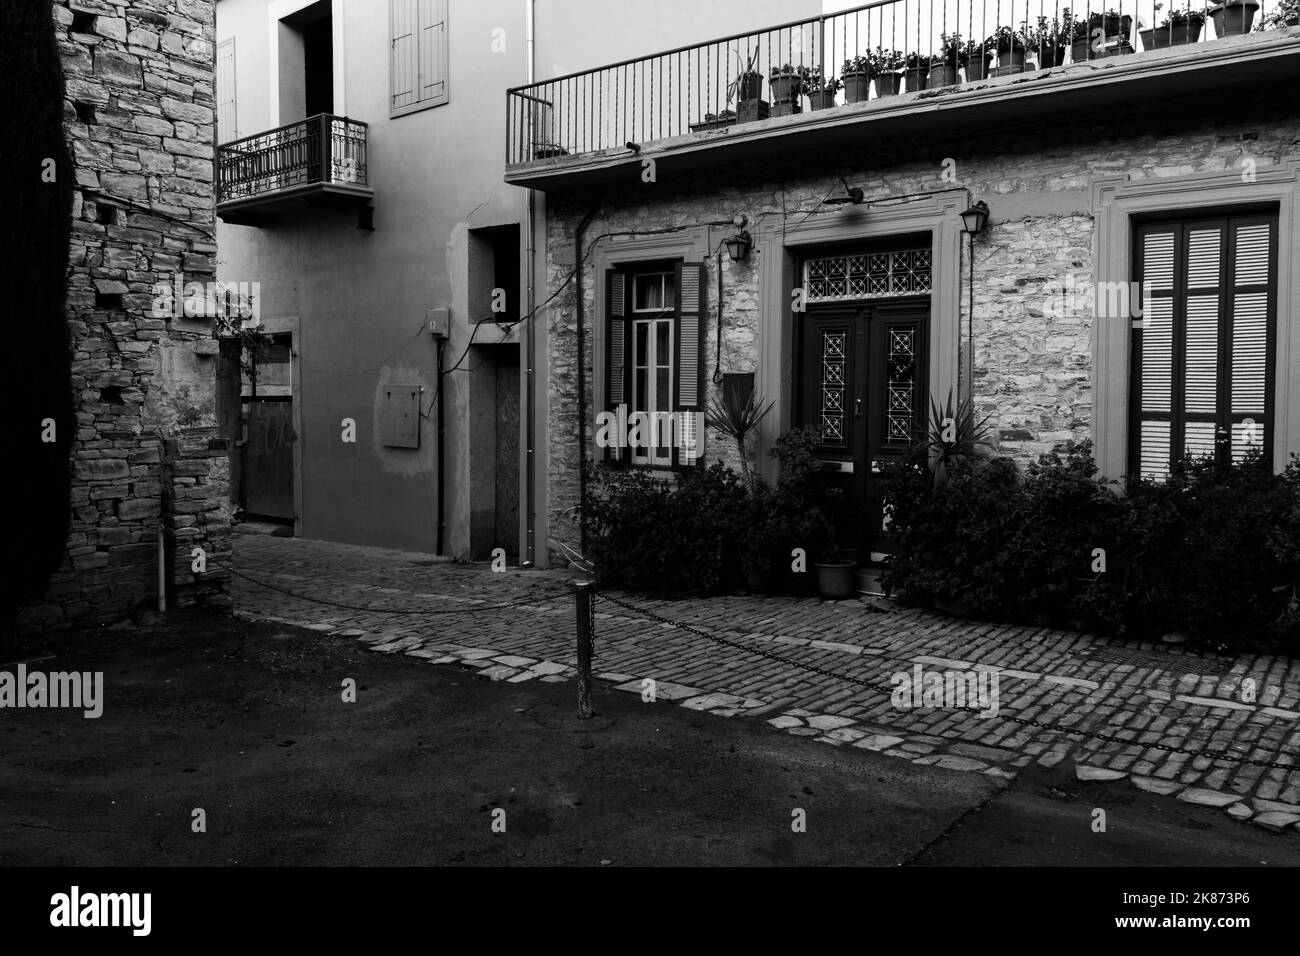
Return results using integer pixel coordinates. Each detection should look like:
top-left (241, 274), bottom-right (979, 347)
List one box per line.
top-left (232, 535), bottom-right (1300, 831)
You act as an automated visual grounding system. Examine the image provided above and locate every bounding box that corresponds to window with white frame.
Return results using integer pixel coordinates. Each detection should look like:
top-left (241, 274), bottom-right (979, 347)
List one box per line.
top-left (631, 271), bottom-right (676, 466)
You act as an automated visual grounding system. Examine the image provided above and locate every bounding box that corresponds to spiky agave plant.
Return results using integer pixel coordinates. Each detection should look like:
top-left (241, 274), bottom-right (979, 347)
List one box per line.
top-left (706, 389), bottom-right (774, 483)
top-left (908, 390), bottom-right (996, 486)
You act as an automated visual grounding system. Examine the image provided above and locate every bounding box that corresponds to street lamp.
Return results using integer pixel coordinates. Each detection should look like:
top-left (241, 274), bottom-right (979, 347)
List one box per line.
top-left (724, 230), bottom-right (752, 262)
top-left (959, 201), bottom-right (990, 404)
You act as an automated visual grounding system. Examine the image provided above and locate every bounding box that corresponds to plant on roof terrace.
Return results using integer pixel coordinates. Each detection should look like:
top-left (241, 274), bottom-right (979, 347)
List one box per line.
top-left (1139, 3), bottom-right (1207, 49)
top-left (986, 26), bottom-right (1029, 53)
top-left (1027, 13), bottom-right (1073, 65)
top-left (1259, 0), bottom-right (1300, 28)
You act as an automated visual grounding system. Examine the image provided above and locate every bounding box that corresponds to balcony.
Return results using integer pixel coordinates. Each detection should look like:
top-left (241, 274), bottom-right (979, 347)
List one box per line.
top-left (505, 0), bottom-right (1300, 190)
top-left (217, 114), bottom-right (374, 227)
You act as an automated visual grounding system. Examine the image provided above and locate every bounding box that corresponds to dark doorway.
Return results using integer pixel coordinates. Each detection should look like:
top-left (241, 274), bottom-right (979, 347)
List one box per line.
top-left (303, 14), bottom-right (333, 116)
top-left (797, 300), bottom-right (928, 549)
top-left (241, 334), bottom-right (295, 524)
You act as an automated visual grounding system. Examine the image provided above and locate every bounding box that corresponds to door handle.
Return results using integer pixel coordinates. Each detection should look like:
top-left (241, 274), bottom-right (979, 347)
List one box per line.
top-left (855, 397), bottom-right (862, 417)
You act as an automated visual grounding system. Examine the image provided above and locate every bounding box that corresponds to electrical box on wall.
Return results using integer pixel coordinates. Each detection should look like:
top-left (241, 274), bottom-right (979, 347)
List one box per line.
top-left (380, 385), bottom-right (421, 448)
top-left (426, 308), bottom-right (449, 338)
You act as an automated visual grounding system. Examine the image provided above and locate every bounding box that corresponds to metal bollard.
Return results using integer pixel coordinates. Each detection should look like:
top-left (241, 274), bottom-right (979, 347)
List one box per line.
top-left (574, 580), bottom-right (594, 719)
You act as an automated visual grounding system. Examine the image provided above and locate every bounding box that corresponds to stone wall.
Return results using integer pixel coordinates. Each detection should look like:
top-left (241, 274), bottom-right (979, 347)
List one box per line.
top-left (24, 0), bottom-right (227, 628)
top-left (542, 93), bottom-right (1300, 563)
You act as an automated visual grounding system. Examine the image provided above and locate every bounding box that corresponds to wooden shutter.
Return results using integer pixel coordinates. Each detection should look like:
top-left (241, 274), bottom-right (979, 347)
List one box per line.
top-left (1131, 214), bottom-right (1276, 478)
top-left (674, 262), bottom-right (707, 466)
top-left (216, 38), bottom-right (237, 143)
top-left (674, 262), bottom-right (707, 411)
top-left (418, 0), bottom-right (448, 106)
top-left (605, 270), bottom-right (628, 462)
top-left (390, 0), bottom-right (418, 113)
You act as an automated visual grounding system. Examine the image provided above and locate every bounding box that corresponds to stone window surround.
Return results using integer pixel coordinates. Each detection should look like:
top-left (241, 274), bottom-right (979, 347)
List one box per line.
top-left (588, 227), bottom-right (709, 468)
top-left (753, 192), bottom-right (967, 485)
top-left (1090, 160), bottom-right (1300, 483)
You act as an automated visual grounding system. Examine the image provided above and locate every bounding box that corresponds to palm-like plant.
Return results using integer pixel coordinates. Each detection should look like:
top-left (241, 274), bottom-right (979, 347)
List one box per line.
top-left (706, 388), bottom-right (773, 483)
top-left (907, 390), bottom-right (996, 486)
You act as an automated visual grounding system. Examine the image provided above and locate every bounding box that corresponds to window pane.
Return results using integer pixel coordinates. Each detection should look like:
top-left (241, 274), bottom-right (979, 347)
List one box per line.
top-left (634, 274), bottom-right (666, 311)
top-left (655, 321), bottom-right (670, 367)
top-left (1141, 298), bottom-right (1173, 413)
top-left (1186, 228), bottom-right (1221, 288)
top-left (1184, 296), bottom-right (1218, 414)
top-left (1232, 292), bottom-right (1268, 415)
top-left (634, 322), bottom-right (648, 370)
top-left (1183, 421), bottom-right (1216, 462)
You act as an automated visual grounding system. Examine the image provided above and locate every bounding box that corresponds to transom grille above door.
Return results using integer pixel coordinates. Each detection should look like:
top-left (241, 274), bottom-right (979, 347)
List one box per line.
top-left (803, 248), bottom-right (932, 303)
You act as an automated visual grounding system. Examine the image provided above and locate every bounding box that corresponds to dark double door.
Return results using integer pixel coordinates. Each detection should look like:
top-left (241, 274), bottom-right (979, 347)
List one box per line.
top-left (798, 299), bottom-right (929, 549)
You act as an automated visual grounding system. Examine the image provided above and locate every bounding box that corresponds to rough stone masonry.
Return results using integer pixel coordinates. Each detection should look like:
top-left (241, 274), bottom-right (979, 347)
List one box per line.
top-left (24, 0), bottom-right (230, 629)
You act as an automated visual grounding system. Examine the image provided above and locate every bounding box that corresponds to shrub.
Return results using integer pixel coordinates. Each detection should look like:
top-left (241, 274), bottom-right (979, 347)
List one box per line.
top-left (881, 442), bottom-right (1300, 653)
top-left (585, 461), bottom-right (750, 594)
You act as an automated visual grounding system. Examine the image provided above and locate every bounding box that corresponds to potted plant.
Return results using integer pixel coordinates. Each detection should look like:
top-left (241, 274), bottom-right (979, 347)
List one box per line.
top-left (1139, 5), bottom-right (1207, 48)
top-left (987, 26), bottom-right (1030, 73)
top-left (810, 490), bottom-right (858, 599)
top-left (929, 33), bottom-right (964, 86)
top-left (902, 51), bottom-right (929, 92)
top-left (728, 48), bottom-right (763, 102)
top-left (1028, 13), bottom-right (1072, 66)
top-left (1259, 0), bottom-right (1300, 28)
top-left (867, 47), bottom-right (907, 97)
top-left (841, 54), bottom-right (874, 102)
top-left (1209, 0), bottom-right (1261, 36)
top-left (960, 39), bottom-right (994, 80)
top-left (802, 70), bottom-right (842, 109)
top-left (705, 387), bottom-right (773, 486)
top-left (1072, 9), bottom-right (1135, 60)
top-left (769, 63), bottom-right (808, 103)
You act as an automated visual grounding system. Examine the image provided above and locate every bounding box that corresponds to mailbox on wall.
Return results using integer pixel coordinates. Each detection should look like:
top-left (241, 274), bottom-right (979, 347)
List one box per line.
top-left (380, 385), bottom-right (421, 449)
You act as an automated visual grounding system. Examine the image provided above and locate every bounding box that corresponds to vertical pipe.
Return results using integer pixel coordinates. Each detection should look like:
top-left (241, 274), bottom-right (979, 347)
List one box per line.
top-left (437, 336), bottom-right (446, 555)
top-left (156, 522), bottom-right (166, 613)
top-left (574, 581), bottom-right (594, 719)
top-left (524, 0), bottom-right (537, 567)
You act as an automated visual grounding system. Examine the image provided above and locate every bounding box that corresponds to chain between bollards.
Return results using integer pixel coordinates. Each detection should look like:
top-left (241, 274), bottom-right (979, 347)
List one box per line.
top-left (573, 580), bottom-right (595, 719)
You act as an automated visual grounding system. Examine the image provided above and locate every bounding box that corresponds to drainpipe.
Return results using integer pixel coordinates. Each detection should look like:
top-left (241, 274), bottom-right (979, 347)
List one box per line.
top-left (523, 0), bottom-right (537, 566)
top-left (436, 336), bottom-right (445, 555)
top-left (575, 201), bottom-right (600, 555)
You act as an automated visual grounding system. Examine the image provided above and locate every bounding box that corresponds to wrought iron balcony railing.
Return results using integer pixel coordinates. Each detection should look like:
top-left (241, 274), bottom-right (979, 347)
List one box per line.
top-left (217, 113), bottom-right (370, 206)
top-left (506, 0), bottom-right (1295, 166)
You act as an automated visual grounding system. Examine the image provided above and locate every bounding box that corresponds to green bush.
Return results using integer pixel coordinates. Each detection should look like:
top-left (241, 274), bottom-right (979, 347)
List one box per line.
top-left (881, 442), bottom-right (1300, 653)
top-left (586, 461), bottom-right (751, 594)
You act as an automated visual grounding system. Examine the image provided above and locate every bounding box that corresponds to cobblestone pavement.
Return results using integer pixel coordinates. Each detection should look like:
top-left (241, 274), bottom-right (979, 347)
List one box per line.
top-left (231, 535), bottom-right (1300, 833)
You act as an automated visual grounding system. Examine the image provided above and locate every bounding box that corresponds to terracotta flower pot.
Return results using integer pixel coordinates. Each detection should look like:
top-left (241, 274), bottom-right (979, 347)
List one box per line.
top-left (737, 73), bottom-right (763, 100)
top-left (1210, 0), bottom-right (1260, 36)
top-left (927, 63), bottom-right (959, 86)
top-left (1139, 21), bottom-right (1203, 48)
top-left (807, 89), bottom-right (837, 109)
top-left (874, 72), bottom-right (902, 97)
top-left (903, 65), bottom-right (928, 92)
top-left (815, 560), bottom-right (858, 599)
top-left (843, 72), bottom-right (872, 103)
top-left (961, 53), bottom-right (992, 80)
top-left (769, 73), bottom-right (800, 102)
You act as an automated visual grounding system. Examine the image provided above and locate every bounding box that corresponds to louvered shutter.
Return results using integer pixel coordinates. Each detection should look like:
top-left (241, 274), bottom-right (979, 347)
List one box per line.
top-left (390, 0), bottom-right (418, 113)
top-left (418, 0), bottom-right (448, 106)
top-left (1132, 215), bottom-right (1276, 479)
top-left (605, 270), bottom-right (628, 462)
top-left (674, 262), bottom-right (707, 466)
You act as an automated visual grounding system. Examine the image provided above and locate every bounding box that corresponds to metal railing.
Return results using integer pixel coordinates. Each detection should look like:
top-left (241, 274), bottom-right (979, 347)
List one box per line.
top-left (506, 0), bottom-right (1292, 165)
top-left (217, 114), bottom-right (369, 204)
